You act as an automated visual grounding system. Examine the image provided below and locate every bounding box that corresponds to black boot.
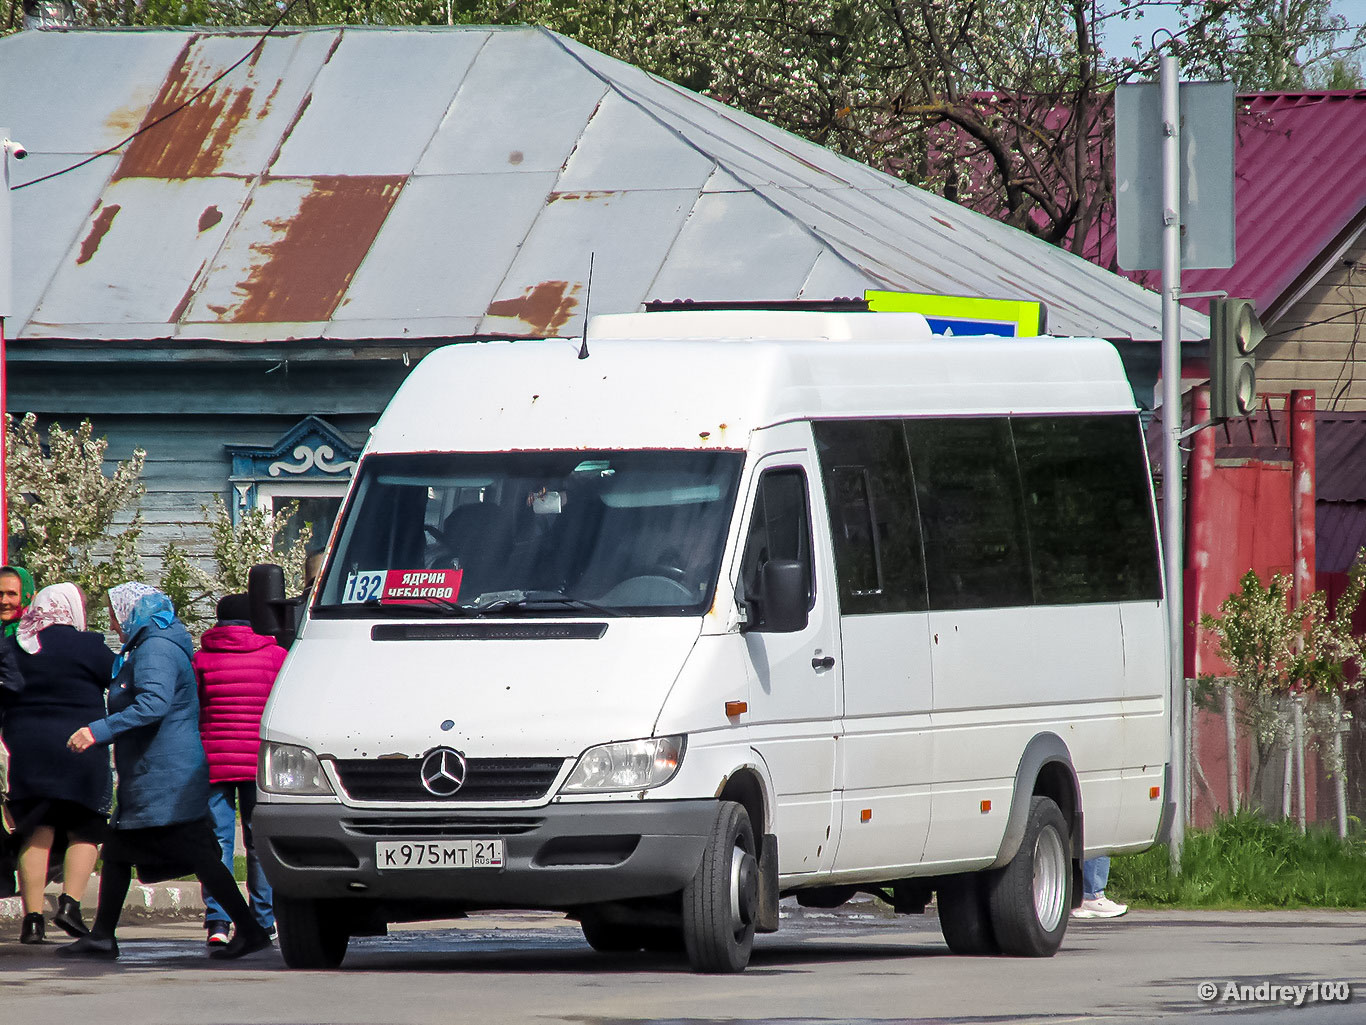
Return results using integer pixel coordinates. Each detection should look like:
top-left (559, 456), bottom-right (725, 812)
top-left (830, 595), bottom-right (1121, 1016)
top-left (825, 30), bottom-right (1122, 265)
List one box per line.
top-left (53, 893), bottom-right (91, 937)
top-left (208, 923), bottom-right (272, 960)
top-left (55, 933), bottom-right (119, 959)
top-left (19, 912), bottom-right (46, 944)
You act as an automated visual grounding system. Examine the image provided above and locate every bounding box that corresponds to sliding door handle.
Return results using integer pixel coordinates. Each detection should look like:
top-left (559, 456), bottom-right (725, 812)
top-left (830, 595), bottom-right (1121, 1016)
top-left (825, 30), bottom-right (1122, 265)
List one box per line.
top-left (811, 655), bottom-right (835, 671)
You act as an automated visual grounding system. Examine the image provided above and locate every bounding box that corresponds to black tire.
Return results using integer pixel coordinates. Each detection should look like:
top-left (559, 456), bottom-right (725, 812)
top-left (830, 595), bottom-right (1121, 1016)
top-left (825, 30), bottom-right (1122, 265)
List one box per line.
top-left (987, 795), bottom-right (1072, 957)
top-left (276, 896), bottom-right (350, 970)
top-left (639, 925), bottom-right (684, 953)
top-left (579, 912), bottom-right (645, 953)
top-left (937, 872), bottom-right (999, 955)
top-left (682, 801), bottom-right (759, 973)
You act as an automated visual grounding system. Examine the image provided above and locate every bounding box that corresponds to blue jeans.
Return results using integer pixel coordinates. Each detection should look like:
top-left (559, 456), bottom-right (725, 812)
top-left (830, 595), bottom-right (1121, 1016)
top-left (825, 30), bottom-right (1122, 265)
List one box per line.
top-left (203, 782), bottom-right (274, 931)
top-left (1082, 856), bottom-right (1110, 900)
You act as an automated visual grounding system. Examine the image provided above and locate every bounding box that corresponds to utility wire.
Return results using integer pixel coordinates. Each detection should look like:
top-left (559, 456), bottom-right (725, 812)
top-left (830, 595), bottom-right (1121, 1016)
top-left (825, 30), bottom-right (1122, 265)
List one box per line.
top-left (13, 0), bottom-right (307, 191)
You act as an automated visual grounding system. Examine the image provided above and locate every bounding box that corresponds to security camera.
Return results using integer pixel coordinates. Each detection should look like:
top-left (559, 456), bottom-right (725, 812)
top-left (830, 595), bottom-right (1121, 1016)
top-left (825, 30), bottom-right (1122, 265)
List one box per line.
top-left (4, 139), bottom-right (27, 160)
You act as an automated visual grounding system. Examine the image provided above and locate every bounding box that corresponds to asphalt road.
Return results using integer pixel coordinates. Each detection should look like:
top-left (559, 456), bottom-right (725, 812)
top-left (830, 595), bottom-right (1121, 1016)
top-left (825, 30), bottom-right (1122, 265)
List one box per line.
top-left (2, 900), bottom-right (1363, 1024)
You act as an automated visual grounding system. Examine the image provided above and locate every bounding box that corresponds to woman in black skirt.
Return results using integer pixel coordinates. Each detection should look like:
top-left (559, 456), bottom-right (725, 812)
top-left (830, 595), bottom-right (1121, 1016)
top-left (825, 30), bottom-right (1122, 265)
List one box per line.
top-left (59, 583), bottom-right (271, 960)
top-left (1, 583), bottom-right (113, 943)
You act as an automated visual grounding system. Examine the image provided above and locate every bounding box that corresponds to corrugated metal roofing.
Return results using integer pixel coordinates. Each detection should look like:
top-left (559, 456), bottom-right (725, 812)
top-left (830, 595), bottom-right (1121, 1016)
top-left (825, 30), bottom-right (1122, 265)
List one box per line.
top-left (1097, 91), bottom-right (1366, 320)
top-left (1317, 503), bottom-right (1366, 575)
top-left (0, 25), bottom-right (1206, 343)
top-left (1317, 411), bottom-right (1366, 502)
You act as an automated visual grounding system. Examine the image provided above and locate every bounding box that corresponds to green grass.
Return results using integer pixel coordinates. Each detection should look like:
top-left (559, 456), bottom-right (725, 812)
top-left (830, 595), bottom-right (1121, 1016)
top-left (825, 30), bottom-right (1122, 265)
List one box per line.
top-left (1109, 811), bottom-right (1366, 909)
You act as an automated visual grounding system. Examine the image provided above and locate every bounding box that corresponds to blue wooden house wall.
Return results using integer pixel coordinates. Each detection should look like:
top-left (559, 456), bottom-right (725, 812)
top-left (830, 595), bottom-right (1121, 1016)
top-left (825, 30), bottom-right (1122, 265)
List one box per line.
top-left (8, 341), bottom-right (427, 580)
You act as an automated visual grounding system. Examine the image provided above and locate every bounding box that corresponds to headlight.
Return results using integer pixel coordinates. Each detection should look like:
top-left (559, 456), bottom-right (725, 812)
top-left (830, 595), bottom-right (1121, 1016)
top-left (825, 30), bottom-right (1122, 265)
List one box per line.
top-left (259, 742), bottom-right (334, 796)
top-left (561, 736), bottom-right (685, 793)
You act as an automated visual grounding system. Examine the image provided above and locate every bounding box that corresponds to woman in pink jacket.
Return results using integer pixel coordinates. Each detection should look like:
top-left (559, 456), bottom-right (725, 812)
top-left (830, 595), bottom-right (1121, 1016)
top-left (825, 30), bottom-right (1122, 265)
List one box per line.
top-left (193, 592), bottom-right (287, 947)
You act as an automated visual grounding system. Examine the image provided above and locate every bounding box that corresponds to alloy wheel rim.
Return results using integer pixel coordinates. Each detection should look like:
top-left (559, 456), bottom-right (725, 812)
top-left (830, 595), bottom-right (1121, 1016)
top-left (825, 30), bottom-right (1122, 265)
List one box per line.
top-left (729, 843), bottom-right (758, 936)
top-left (1032, 825), bottom-right (1067, 932)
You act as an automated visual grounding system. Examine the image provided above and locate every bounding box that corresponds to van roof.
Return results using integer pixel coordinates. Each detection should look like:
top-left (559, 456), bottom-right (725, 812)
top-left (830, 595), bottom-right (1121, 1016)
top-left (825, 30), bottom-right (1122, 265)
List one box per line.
top-left (368, 312), bottom-right (1138, 454)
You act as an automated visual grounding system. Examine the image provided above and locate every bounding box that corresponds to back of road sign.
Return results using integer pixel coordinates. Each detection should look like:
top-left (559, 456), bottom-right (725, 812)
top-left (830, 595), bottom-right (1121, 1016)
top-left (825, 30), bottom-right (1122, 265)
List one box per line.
top-left (1115, 81), bottom-right (1235, 272)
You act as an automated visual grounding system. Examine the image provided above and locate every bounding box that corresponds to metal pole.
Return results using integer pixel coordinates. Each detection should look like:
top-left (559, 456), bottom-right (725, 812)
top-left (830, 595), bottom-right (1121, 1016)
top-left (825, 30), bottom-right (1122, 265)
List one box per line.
top-left (1159, 56), bottom-right (1185, 872)
top-left (0, 129), bottom-right (14, 566)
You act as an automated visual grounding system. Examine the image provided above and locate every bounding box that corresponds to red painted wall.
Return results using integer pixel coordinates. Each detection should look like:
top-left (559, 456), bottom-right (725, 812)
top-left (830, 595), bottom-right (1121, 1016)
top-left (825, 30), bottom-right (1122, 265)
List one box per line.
top-left (1185, 389), bottom-right (1318, 827)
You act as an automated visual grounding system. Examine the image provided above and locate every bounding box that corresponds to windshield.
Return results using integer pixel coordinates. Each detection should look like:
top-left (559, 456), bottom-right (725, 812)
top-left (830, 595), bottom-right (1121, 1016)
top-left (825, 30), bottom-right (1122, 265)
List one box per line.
top-left (316, 450), bottom-right (744, 617)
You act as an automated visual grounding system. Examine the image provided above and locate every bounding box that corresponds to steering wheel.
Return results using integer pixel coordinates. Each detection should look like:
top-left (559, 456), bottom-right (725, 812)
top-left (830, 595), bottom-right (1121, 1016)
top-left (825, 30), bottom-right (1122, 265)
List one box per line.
top-left (647, 562), bottom-right (689, 585)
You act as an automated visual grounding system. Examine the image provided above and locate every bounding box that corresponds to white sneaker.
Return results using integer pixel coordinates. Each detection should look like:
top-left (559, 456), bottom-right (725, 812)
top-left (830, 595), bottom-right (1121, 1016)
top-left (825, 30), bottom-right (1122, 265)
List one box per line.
top-left (1071, 895), bottom-right (1128, 919)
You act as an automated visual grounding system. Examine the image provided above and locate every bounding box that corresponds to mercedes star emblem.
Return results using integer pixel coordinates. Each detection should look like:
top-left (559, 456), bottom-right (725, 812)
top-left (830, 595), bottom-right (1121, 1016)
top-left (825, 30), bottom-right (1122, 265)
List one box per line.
top-left (420, 748), bottom-right (468, 797)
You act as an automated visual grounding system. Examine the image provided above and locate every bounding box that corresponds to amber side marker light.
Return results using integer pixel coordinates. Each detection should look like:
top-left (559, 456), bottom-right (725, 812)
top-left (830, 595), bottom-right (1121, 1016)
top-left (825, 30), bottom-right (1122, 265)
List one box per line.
top-left (1150, 786), bottom-right (1162, 800)
top-left (860, 809), bottom-right (872, 823)
top-left (980, 800), bottom-right (992, 813)
top-left (724, 701), bottom-right (747, 717)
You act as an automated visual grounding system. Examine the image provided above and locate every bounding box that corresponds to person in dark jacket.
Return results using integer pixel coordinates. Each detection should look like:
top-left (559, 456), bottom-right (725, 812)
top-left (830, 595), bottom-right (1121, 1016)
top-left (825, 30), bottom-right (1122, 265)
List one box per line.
top-left (194, 592), bottom-right (286, 946)
top-left (58, 583), bottom-right (272, 961)
top-left (1, 583), bottom-right (114, 943)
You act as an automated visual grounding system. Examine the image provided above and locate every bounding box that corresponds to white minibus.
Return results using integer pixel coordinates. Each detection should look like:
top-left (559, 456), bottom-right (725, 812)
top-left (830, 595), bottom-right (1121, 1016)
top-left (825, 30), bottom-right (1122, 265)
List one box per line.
top-left (248, 310), bottom-right (1170, 973)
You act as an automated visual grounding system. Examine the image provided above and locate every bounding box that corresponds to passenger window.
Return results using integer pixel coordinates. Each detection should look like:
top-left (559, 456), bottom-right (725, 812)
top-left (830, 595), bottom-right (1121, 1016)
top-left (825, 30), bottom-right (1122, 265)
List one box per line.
top-left (813, 420), bottom-right (927, 613)
top-left (739, 468), bottom-right (815, 627)
top-left (1012, 415), bottom-right (1161, 603)
top-left (905, 418), bottom-right (1033, 611)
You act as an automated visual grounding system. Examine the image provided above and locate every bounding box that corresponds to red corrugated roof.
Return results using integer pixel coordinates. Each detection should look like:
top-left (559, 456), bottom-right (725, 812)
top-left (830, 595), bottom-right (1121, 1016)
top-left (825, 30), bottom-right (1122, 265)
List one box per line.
top-left (1095, 91), bottom-right (1366, 320)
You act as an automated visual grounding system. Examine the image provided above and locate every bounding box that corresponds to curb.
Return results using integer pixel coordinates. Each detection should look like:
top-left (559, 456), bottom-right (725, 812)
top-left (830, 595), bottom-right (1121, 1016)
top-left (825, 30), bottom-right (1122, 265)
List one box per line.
top-left (0, 879), bottom-right (207, 925)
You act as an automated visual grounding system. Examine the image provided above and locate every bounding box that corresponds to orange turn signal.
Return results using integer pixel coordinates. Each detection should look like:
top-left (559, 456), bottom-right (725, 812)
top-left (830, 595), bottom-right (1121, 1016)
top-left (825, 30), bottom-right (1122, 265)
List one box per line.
top-left (980, 800), bottom-right (992, 813)
top-left (860, 809), bottom-right (872, 823)
top-left (1150, 786), bottom-right (1161, 800)
top-left (724, 701), bottom-right (747, 717)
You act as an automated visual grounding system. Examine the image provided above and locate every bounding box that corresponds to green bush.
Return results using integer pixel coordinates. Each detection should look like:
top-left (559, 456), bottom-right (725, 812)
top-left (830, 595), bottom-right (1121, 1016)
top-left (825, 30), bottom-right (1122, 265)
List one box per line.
top-left (1109, 812), bottom-right (1366, 909)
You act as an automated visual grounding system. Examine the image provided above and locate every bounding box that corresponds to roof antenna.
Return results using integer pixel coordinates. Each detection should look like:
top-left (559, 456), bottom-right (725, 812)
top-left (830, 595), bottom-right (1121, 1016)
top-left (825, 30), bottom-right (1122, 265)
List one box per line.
top-left (578, 252), bottom-right (594, 360)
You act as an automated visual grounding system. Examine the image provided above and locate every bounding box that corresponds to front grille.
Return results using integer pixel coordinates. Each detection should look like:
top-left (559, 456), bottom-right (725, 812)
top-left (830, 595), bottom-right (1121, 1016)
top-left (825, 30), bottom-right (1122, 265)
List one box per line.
top-left (332, 756), bottom-right (565, 802)
top-left (342, 815), bottom-right (544, 837)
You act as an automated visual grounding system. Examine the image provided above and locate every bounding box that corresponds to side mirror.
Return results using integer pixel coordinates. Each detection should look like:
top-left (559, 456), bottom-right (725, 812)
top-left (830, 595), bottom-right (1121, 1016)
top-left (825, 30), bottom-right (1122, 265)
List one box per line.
top-left (248, 563), bottom-right (296, 647)
top-left (753, 559), bottom-right (809, 634)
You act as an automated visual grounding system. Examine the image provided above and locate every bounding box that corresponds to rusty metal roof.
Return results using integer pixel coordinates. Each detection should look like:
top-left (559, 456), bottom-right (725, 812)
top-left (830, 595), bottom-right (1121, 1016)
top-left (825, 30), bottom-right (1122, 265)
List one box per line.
top-left (0, 26), bottom-right (1203, 343)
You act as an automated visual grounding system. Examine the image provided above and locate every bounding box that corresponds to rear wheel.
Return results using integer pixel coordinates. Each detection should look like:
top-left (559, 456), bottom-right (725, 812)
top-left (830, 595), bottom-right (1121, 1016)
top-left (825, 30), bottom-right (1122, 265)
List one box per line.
top-left (682, 801), bottom-right (758, 973)
top-left (579, 912), bottom-right (645, 953)
top-left (937, 872), bottom-right (999, 955)
top-left (276, 896), bottom-right (350, 969)
top-left (987, 796), bottom-right (1071, 957)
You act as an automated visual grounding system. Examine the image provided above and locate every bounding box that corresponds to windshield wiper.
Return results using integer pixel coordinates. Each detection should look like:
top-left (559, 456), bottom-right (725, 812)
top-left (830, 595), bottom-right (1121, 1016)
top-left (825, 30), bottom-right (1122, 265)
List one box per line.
top-left (472, 592), bottom-right (625, 617)
top-left (314, 598), bottom-right (478, 617)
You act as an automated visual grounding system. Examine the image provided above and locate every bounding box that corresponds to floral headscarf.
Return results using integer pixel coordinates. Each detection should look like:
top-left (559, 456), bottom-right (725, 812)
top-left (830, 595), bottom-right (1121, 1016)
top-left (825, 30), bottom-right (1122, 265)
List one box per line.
top-left (1, 566), bottom-right (37, 639)
top-left (109, 582), bottom-right (179, 679)
top-left (108, 582), bottom-right (161, 634)
top-left (16, 583), bottom-right (86, 654)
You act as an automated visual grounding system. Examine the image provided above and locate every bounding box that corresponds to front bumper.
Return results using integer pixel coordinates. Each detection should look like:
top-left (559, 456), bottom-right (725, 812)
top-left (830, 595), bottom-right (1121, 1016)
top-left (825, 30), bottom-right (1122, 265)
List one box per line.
top-left (255, 799), bottom-right (718, 911)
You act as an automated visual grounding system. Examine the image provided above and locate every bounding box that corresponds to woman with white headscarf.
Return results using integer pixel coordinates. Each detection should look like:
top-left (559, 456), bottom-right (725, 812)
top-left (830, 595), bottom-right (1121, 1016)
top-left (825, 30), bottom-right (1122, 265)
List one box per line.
top-left (0, 583), bottom-right (115, 943)
top-left (60, 583), bottom-right (271, 961)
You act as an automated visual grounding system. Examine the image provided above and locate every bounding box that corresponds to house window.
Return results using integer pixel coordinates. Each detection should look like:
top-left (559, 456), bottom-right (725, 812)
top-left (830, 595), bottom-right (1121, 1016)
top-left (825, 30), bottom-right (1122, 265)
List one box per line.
top-left (225, 416), bottom-right (362, 554)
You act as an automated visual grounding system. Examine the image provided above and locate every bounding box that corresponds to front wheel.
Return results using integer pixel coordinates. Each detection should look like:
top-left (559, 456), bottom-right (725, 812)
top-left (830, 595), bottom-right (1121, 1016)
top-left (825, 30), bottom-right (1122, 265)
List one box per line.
top-left (682, 801), bottom-right (759, 973)
top-left (987, 796), bottom-right (1072, 957)
top-left (276, 896), bottom-right (350, 969)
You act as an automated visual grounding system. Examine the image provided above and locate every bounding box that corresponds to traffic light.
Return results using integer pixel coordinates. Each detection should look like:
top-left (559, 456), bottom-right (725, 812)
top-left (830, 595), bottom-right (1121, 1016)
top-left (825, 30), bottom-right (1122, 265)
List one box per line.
top-left (1208, 297), bottom-right (1267, 419)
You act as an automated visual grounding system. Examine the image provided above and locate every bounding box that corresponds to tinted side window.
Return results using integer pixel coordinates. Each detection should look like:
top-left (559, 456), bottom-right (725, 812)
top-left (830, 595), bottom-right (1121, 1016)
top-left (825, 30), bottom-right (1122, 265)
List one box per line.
top-left (1013, 415), bottom-right (1162, 603)
top-left (813, 420), bottom-right (927, 613)
top-left (739, 468), bottom-right (814, 626)
top-left (905, 418), bottom-right (1033, 611)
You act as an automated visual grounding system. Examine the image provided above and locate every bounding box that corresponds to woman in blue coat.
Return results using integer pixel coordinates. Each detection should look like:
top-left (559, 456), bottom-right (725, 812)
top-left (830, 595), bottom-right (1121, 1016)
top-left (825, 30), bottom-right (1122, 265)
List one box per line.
top-left (59, 583), bottom-right (272, 960)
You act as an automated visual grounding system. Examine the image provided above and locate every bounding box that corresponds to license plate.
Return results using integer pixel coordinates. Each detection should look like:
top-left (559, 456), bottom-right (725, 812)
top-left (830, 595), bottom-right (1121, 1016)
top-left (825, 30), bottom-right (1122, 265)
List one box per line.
top-left (375, 839), bottom-right (504, 869)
